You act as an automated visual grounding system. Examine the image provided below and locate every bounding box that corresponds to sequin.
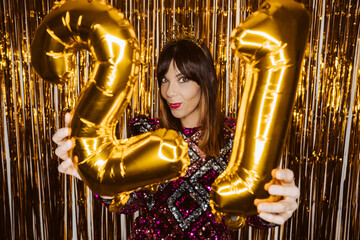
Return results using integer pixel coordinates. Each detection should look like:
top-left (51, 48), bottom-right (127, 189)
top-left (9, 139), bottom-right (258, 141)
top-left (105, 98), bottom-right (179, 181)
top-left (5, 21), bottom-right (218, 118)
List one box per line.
top-left (96, 116), bottom-right (272, 238)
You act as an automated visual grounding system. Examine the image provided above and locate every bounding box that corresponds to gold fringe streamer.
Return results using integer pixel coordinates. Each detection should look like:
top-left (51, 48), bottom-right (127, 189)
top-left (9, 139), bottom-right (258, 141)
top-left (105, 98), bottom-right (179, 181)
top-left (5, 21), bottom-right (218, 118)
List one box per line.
top-left (0, 0), bottom-right (359, 239)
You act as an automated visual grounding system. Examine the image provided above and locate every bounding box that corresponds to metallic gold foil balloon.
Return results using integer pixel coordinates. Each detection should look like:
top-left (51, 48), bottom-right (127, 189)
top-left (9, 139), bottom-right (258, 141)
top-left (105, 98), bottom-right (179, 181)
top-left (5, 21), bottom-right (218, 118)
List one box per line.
top-left (31, 0), bottom-right (190, 197)
top-left (210, 0), bottom-right (310, 228)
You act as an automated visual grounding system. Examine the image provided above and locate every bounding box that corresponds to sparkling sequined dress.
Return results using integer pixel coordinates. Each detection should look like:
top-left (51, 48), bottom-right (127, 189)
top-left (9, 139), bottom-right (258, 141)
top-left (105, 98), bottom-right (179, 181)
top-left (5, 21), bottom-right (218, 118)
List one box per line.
top-left (97, 116), bottom-right (271, 239)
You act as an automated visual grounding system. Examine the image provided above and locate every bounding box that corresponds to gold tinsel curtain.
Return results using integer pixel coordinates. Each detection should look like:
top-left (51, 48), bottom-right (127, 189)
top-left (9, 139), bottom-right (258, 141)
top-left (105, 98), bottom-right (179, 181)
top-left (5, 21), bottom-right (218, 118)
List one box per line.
top-left (0, 0), bottom-right (359, 239)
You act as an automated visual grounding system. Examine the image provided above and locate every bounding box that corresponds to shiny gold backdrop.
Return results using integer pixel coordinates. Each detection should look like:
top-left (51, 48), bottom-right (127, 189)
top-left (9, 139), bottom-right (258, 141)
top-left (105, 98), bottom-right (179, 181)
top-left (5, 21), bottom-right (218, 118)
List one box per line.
top-left (0, 0), bottom-right (359, 239)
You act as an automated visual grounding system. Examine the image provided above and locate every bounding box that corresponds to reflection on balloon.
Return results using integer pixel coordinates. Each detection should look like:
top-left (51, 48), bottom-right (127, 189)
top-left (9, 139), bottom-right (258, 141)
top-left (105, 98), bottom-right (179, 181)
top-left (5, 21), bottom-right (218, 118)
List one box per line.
top-left (31, 0), bottom-right (190, 199)
top-left (210, 0), bottom-right (310, 229)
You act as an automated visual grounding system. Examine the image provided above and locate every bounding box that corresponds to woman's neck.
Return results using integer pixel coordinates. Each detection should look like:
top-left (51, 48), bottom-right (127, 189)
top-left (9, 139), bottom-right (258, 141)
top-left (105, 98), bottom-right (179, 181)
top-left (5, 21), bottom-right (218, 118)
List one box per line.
top-left (180, 115), bottom-right (201, 128)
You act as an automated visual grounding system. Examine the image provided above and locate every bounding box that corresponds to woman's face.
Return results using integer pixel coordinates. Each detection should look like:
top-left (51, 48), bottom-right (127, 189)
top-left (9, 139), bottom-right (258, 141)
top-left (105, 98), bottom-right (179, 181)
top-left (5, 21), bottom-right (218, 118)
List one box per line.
top-left (160, 60), bottom-right (202, 128)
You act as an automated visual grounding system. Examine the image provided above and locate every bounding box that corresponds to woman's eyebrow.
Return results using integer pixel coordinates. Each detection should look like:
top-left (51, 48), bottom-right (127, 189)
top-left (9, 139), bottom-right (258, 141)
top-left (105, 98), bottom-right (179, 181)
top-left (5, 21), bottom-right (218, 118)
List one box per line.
top-left (175, 73), bottom-right (184, 77)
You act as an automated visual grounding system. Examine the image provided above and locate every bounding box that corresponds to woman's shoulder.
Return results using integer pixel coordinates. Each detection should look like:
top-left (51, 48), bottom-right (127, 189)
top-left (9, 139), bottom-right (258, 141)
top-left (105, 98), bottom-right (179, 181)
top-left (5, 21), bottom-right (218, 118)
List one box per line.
top-left (130, 115), bottom-right (160, 136)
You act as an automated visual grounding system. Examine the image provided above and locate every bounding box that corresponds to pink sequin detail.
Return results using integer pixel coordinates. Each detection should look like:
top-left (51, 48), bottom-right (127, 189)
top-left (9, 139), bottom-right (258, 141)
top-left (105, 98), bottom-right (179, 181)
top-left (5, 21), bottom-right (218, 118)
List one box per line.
top-left (95, 117), bottom-right (273, 239)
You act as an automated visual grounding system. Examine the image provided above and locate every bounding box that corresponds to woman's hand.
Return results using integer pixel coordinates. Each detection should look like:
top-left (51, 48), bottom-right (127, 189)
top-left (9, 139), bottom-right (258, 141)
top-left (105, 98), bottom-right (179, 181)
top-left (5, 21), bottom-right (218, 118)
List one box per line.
top-left (254, 168), bottom-right (299, 225)
top-left (52, 113), bottom-right (81, 180)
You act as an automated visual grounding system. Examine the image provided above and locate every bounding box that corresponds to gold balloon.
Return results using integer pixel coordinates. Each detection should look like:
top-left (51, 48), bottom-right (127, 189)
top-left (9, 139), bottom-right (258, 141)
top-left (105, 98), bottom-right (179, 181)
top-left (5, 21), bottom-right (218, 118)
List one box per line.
top-left (31, 0), bottom-right (190, 197)
top-left (210, 0), bottom-right (310, 228)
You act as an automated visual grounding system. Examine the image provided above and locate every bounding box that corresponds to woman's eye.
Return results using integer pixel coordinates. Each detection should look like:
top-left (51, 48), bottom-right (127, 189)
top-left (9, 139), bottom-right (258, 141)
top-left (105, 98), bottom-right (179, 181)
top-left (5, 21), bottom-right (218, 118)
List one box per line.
top-left (179, 77), bottom-right (189, 83)
top-left (161, 77), bottom-right (167, 83)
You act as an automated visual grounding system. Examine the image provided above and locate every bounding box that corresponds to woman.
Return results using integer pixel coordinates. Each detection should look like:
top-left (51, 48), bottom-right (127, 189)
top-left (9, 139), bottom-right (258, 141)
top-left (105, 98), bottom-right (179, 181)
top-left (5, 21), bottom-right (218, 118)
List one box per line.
top-left (54, 39), bottom-right (299, 239)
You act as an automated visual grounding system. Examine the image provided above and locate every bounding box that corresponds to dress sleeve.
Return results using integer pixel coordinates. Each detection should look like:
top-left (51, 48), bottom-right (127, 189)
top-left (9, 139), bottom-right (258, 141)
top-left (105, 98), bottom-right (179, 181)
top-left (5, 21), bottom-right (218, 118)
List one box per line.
top-left (94, 115), bottom-right (160, 214)
top-left (95, 190), bottom-right (155, 215)
top-left (246, 215), bottom-right (278, 229)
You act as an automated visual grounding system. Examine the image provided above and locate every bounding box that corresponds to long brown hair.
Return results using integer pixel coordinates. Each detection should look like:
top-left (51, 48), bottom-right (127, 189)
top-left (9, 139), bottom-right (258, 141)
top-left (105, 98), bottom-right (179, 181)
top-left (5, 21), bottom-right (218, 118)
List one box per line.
top-left (157, 39), bottom-right (225, 157)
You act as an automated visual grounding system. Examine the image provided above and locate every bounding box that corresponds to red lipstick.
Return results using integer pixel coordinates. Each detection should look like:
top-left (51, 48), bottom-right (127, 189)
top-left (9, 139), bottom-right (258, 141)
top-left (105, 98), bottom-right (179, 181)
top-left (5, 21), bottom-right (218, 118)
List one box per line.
top-left (169, 103), bottom-right (181, 109)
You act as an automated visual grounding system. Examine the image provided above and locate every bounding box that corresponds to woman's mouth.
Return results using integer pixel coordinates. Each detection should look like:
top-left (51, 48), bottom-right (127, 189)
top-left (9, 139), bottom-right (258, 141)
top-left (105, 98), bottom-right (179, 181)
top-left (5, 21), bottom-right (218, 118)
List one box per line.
top-left (169, 103), bottom-right (182, 109)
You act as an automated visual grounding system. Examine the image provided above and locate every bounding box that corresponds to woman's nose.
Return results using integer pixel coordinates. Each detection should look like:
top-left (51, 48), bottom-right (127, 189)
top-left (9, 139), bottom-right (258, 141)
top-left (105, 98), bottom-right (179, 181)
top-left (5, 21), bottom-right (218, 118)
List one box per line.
top-left (165, 81), bottom-right (177, 98)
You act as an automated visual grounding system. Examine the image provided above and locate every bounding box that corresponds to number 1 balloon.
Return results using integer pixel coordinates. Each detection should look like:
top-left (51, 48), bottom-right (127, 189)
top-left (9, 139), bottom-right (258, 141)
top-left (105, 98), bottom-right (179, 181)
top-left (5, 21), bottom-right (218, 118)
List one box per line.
top-left (210, 0), bottom-right (310, 228)
top-left (31, 0), bottom-right (190, 206)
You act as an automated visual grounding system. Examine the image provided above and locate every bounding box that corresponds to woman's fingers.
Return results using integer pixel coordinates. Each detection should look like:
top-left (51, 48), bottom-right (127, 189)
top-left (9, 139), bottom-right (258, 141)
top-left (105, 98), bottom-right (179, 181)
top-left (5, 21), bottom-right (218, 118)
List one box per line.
top-left (264, 168), bottom-right (294, 191)
top-left (58, 159), bottom-right (82, 180)
top-left (268, 184), bottom-right (300, 199)
top-left (257, 198), bottom-right (298, 225)
top-left (265, 168), bottom-right (299, 198)
top-left (254, 195), bottom-right (281, 206)
top-left (52, 127), bottom-right (71, 145)
top-left (58, 158), bottom-right (73, 173)
top-left (54, 139), bottom-right (74, 161)
top-left (52, 112), bottom-right (80, 180)
top-left (258, 210), bottom-right (293, 225)
top-left (258, 202), bottom-right (286, 213)
top-left (274, 169), bottom-right (295, 184)
top-left (264, 179), bottom-right (276, 191)
top-left (53, 112), bottom-right (72, 144)
top-left (255, 168), bottom-right (299, 225)
top-left (64, 112), bottom-right (73, 127)
top-left (257, 198), bottom-right (298, 213)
